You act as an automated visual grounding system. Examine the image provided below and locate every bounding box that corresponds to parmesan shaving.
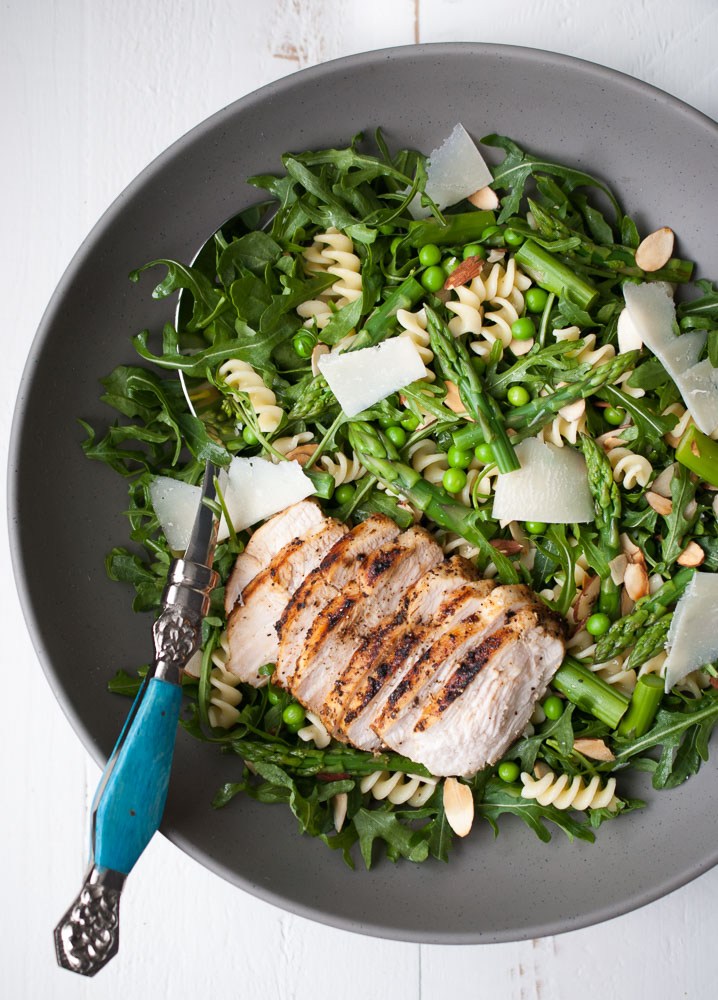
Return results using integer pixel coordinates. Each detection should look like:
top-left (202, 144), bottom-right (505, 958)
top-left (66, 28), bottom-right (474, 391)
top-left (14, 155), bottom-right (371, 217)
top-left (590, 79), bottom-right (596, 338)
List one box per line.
top-left (492, 438), bottom-right (594, 524)
top-left (663, 572), bottom-right (718, 692)
top-left (318, 337), bottom-right (425, 417)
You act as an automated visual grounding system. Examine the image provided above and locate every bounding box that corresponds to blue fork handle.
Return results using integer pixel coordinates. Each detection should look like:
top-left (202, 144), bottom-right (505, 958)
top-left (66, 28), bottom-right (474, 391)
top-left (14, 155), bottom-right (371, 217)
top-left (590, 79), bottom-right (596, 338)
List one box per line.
top-left (93, 677), bottom-right (182, 875)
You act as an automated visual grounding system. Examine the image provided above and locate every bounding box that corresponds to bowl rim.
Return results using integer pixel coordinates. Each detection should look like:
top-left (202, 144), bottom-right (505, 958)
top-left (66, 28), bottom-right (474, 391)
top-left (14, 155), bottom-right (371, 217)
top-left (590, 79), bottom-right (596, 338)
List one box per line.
top-left (9, 41), bottom-right (718, 944)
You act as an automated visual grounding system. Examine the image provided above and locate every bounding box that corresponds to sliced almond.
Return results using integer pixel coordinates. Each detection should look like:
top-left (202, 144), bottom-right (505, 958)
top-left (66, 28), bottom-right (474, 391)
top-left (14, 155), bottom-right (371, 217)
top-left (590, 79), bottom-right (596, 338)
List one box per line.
top-left (621, 588), bottom-right (636, 616)
top-left (574, 574), bottom-right (601, 622)
top-left (648, 573), bottom-right (664, 595)
top-left (645, 491), bottom-right (673, 516)
top-left (684, 499), bottom-right (698, 521)
top-left (444, 380), bottom-right (468, 415)
top-left (332, 792), bottom-right (348, 833)
top-left (635, 227), bottom-right (675, 272)
top-left (713, 495), bottom-right (718, 519)
top-left (650, 464), bottom-right (676, 498)
top-left (609, 553), bottom-right (628, 585)
top-left (573, 738), bottom-right (615, 762)
top-left (596, 430), bottom-right (626, 450)
top-left (620, 533), bottom-right (642, 562)
top-left (444, 255), bottom-right (486, 290)
top-left (624, 560), bottom-right (650, 601)
top-left (311, 343), bottom-right (330, 376)
top-left (443, 777), bottom-right (474, 837)
top-left (510, 337), bottom-right (534, 357)
top-left (558, 397), bottom-right (586, 422)
top-left (487, 248), bottom-right (507, 264)
top-left (468, 186), bottom-right (499, 211)
top-left (286, 444), bottom-right (318, 465)
top-left (677, 540), bottom-right (705, 567)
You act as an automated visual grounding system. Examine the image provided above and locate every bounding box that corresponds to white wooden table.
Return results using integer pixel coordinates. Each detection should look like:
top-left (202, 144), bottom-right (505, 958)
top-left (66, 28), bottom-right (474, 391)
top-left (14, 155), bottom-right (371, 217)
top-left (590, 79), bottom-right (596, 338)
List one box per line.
top-left (4, 2), bottom-right (718, 996)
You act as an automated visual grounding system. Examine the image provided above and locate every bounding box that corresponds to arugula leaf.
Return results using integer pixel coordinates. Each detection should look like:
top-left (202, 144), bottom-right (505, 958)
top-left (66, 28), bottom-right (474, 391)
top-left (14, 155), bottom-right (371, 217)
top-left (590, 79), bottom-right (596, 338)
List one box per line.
top-left (477, 780), bottom-right (595, 843)
top-left (218, 232), bottom-right (282, 282)
top-left (661, 464), bottom-right (699, 566)
top-left (352, 805), bottom-right (430, 867)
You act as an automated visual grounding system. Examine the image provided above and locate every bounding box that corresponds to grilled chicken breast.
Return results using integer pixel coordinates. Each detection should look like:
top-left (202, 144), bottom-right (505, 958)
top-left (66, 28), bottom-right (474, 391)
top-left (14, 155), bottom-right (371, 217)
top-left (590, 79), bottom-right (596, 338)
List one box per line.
top-left (287, 526), bottom-right (443, 717)
top-left (224, 500), bottom-right (326, 615)
top-left (225, 517), bottom-right (347, 685)
top-left (274, 514), bottom-right (401, 689)
top-left (378, 604), bottom-right (565, 776)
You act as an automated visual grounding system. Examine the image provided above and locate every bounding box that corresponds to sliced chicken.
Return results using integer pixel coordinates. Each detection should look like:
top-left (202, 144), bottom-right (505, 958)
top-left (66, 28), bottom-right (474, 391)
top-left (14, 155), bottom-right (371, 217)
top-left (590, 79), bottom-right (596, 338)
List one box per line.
top-left (326, 558), bottom-right (490, 750)
top-left (274, 514), bottom-right (401, 689)
top-left (224, 500), bottom-right (326, 615)
top-left (372, 583), bottom-right (541, 740)
top-left (225, 518), bottom-right (347, 685)
top-left (379, 604), bottom-right (565, 777)
top-left (288, 526), bottom-right (444, 717)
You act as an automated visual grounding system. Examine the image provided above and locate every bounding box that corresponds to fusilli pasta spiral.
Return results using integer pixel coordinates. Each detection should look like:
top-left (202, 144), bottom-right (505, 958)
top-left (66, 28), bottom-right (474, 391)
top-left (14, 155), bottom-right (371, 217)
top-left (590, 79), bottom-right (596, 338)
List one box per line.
top-left (315, 450), bottom-right (365, 487)
top-left (207, 632), bottom-right (243, 729)
top-left (553, 326), bottom-right (616, 368)
top-left (407, 439), bottom-right (448, 486)
top-left (446, 258), bottom-right (532, 358)
top-left (297, 710), bottom-right (331, 749)
top-left (271, 431), bottom-right (315, 459)
top-left (218, 359), bottom-right (283, 433)
top-left (538, 411), bottom-right (587, 448)
top-left (297, 227), bottom-right (362, 330)
top-left (360, 770), bottom-right (439, 807)
top-left (396, 307), bottom-right (435, 381)
top-left (604, 445), bottom-right (653, 489)
top-left (520, 764), bottom-right (619, 811)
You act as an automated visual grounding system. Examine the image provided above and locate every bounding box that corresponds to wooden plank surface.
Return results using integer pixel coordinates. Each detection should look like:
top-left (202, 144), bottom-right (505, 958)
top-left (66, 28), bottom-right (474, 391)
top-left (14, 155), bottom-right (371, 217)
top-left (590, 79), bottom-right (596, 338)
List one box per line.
top-left (3, 1), bottom-right (717, 997)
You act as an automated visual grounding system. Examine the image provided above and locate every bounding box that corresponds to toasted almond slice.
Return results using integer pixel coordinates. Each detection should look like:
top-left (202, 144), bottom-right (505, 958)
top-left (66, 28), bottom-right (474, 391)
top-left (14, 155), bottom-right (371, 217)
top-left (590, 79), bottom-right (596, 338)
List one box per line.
top-left (468, 186), bottom-right (499, 211)
top-left (646, 491), bottom-right (673, 516)
top-left (624, 561), bottom-right (650, 601)
top-left (684, 499), bottom-right (698, 521)
top-left (444, 380), bottom-right (468, 415)
top-left (596, 429), bottom-right (627, 450)
top-left (609, 553), bottom-right (628, 585)
top-left (651, 464), bottom-right (676, 498)
top-left (574, 575), bottom-right (601, 622)
top-left (573, 738), bottom-right (615, 762)
top-left (443, 777), bottom-right (474, 837)
top-left (286, 444), bottom-right (318, 465)
top-left (635, 227), bottom-right (675, 272)
top-left (621, 588), bottom-right (635, 616)
top-left (510, 337), bottom-right (534, 357)
top-left (332, 792), bottom-right (348, 833)
top-left (311, 343), bottom-right (330, 376)
top-left (677, 540), bottom-right (705, 567)
top-left (444, 255), bottom-right (486, 290)
top-left (620, 533), bottom-right (642, 562)
top-left (487, 248), bottom-right (507, 264)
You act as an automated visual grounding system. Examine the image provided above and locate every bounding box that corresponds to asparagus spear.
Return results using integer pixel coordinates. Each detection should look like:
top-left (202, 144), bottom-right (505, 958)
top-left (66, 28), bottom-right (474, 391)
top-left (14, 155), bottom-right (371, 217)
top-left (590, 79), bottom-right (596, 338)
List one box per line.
top-left (552, 657), bottom-right (629, 728)
top-left (617, 674), bottom-right (665, 738)
top-left (580, 435), bottom-right (621, 619)
top-left (406, 211), bottom-right (496, 247)
top-left (227, 737), bottom-right (433, 778)
top-left (424, 306), bottom-right (519, 473)
top-left (452, 351), bottom-right (640, 452)
top-left (515, 239), bottom-right (599, 311)
top-left (348, 421), bottom-right (519, 583)
top-left (594, 567), bottom-right (695, 662)
top-left (288, 374), bottom-right (338, 421)
top-left (624, 616), bottom-right (672, 672)
top-left (676, 424), bottom-right (718, 487)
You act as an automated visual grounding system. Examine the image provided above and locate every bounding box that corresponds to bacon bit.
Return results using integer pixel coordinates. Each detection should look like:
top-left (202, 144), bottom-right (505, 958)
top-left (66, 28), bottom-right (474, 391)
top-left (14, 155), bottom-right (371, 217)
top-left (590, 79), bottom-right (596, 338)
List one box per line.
top-left (624, 561), bottom-right (650, 601)
top-left (468, 186), bottom-right (500, 210)
top-left (646, 491), bottom-right (673, 516)
top-left (635, 227), bottom-right (675, 272)
top-left (677, 541), bottom-right (705, 567)
top-left (286, 444), bottom-right (318, 465)
top-left (443, 255), bottom-right (486, 290)
top-left (709, 677), bottom-right (718, 690)
top-left (609, 554), bottom-right (628, 586)
top-left (573, 738), bottom-right (615, 762)
top-left (317, 772), bottom-right (351, 782)
top-left (444, 380), bottom-right (469, 415)
top-left (490, 539), bottom-right (524, 555)
top-left (443, 777), bottom-right (474, 837)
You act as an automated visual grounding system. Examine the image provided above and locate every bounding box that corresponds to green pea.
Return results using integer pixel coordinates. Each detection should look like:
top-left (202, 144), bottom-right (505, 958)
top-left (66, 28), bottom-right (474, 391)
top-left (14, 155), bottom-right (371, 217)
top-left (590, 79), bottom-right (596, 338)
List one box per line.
top-left (462, 243), bottom-right (486, 260)
top-left (586, 612), bottom-right (611, 637)
top-left (542, 695), bottom-right (564, 720)
top-left (525, 287), bottom-right (549, 313)
top-left (481, 224), bottom-right (502, 245)
top-left (282, 703), bottom-right (306, 729)
top-left (443, 255), bottom-right (460, 275)
top-left (385, 425), bottom-right (407, 447)
top-left (242, 426), bottom-right (259, 446)
top-left (267, 684), bottom-right (282, 705)
top-left (447, 445), bottom-right (472, 469)
top-left (418, 243), bottom-right (441, 267)
top-left (421, 265), bottom-right (446, 293)
top-left (497, 760), bottom-right (520, 783)
top-left (443, 468), bottom-right (467, 493)
top-left (377, 413), bottom-right (396, 428)
top-left (475, 442), bottom-right (494, 464)
top-left (334, 484), bottom-right (355, 505)
top-left (292, 331), bottom-right (316, 358)
top-left (525, 521), bottom-right (547, 534)
top-left (504, 228), bottom-right (524, 247)
top-left (400, 411), bottom-right (420, 431)
top-left (507, 385), bottom-right (530, 407)
top-left (604, 406), bottom-right (625, 426)
top-left (511, 316), bottom-right (536, 341)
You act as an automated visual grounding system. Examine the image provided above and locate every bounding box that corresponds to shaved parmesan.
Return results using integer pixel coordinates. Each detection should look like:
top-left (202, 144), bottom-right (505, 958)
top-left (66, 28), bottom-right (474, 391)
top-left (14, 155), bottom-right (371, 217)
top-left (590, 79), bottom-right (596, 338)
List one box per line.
top-left (663, 572), bottom-right (718, 692)
top-left (150, 458), bottom-right (314, 548)
top-left (318, 337), bottom-right (425, 417)
top-left (220, 457), bottom-right (314, 537)
top-left (492, 438), bottom-right (594, 524)
top-left (617, 308), bottom-right (643, 353)
top-left (149, 476), bottom-right (202, 551)
top-left (623, 282), bottom-right (718, 434)
top-left (409, 123), bottom-right (493, 220)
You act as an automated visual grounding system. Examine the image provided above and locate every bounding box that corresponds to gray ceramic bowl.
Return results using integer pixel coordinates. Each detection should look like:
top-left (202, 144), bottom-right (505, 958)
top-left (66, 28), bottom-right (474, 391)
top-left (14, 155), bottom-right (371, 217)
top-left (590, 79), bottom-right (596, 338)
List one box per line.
top-left (10, 43), bottom-right (718, 943)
